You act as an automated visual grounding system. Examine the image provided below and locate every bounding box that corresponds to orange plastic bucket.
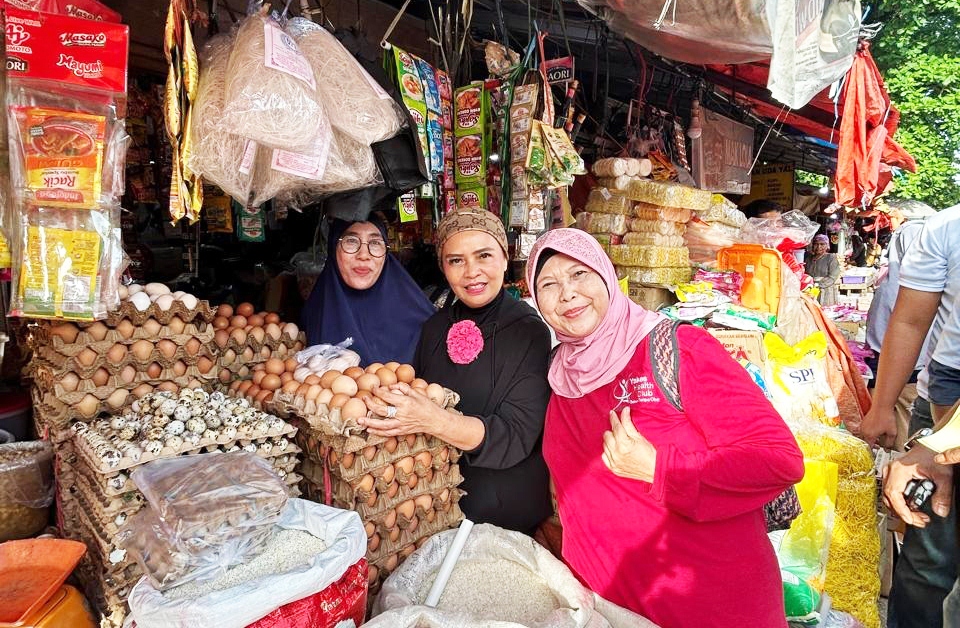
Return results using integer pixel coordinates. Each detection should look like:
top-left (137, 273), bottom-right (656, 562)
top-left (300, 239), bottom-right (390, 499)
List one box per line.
top-left (0, 538), bottom-right (86, 626)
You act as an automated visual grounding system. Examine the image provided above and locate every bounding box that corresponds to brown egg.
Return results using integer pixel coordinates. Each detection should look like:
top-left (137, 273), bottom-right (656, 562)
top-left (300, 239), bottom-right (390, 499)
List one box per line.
top-left (86, 321), bottom-right (108, 341)
top-left (146, 362), bottom-right (162, 379)
top-left (214, 329), bottom-right (230, 349)
top-left (405, 434), bottom-right (417, 448)
top-left (106, 388), bottom-right (129, 410)
top-left (367, 565), bottom-right (380, 585)
top-left (230, 328), bottom-right (247, 346)
top-left (246, 384), bottom-right (261, 400)
top-left (259, 345), bottom-right (272, 359)
top-left (249, 326), bottom-right (266, 344)
top-left (221, 348), bottom-right (237, 366)
top-left (237, 365), bottom-right (250, 378)
top-left (383, 361), bottom-right (400, 372)
top-left (184, 337), bottom-right (202, 356)
top-left (219, 369), bottom-right (232, 384)
top-left (265, 312), bottom-right (281, 325)
top-left (382, 508), bottom-right (397, 529)
top-left (407, 474), bottom-right (419, 489)
top-left (264, 323), bottom-right (282, 342)
top-left (414, 494), bottom-right (433, 512)
top-left (229, 315), bottom-right (248, 329)
top-left (237, 380), bottom-right (253, 395)
top-left (247, 314), bottom-right (265, 328)
top-left (142, 318), bottom-right (162, 338)
top-left (364, 521), bottom-right (376, 538)
top-left (106, 343), bottom-right (126, 364)
top-left (383, 554), bottom-right (399, 572)
top-left (341, 452), bottom-right (356, 468)
top-left (132, 383), bottom-right (153, 397)
top-left (157, 339), bottom-right (177, 359)
top-left (76, 347), bottom-right (98, 367)
top-left (384, 437), bottom-right (399, 453)
top-left (357, 474), bottom-right (375, 493)
top-left (386, 482), bottom-right (400, 499)
top-left (197, 357), bottom-right (215, 374)
top-left (216, 303), bottom-right (234, 318)
top-left (396, 499), bottom-right (416, 520)
top-left (329, 393), bottom-right (350, 409)
top-left (411, 378), bottom-right (428, 390)
top-left (388, 526), bottom-right (401, 543)
top-left (304, 374), bottom-right (322, 386)
top-left (305, 384), bottom-right (324, 401)
top-left (282, 322), bottom-right (299, 339)
top-left (356, 373), bottom-right (381, 392)
top-left (252, 370), bottom-right (267, 386)
top-left (172, 361), bottom-right (188, 377)
top-left (230, 379), bottom-right (243, 391)
top-left (61, 372), bottom-right (80, 392)
top-left (282, 380), bottom-right (301, 394)
top-left (395, 456), bottom-right (414, 475)
top-left (120, 364), bottom-right (137, 384)
top-left (426, 383), bottom-right (446, 406)
top-left (366, 492), bottom-right (378, 507)
top-left (365, 362), bottom-right (384, 374)
top-left (76, 394), bottom-right (99, 418)
top-left (280, 371), bottom-right (294, 384)
top-left (376, 368), bottom-right (398, 386)
top-left (131, 340), bottom-right (153, 362)
top-left (400, 543), bottom-right (416, 558)
top-left (284, 357), bottom-right (298, 373)
top-left (236, 302), bottom-right (255, 317)
top-left (341, 397), bottom-right (367, 420)
top-left (296, 382), bottom-right (312, 397)
top-left (115, 319), bottom-right (135, 340)
top-left (395, 364), bottom-right (415, 384)
top-left (264, 358), bottom-right (285, 375)
top-left (167, 316), bottom-right (186, 335)
top-left (381, 463), bottom-right (396, 485)
top-left (92, 367), bottom-right (110, 387)
top-left (316, 388), bottom-right (334, 405)
top-left (367, 534), bottom-right (381, 553)
top-left (255, 389), bottom-right (273, 404)
top-left (157, 381), bottom-right (177, 393)
top-left (415, 451), bottom-right (433, 469)
top-left (50, 323), bottom-right (79, 343)
top-left (261, 374), bottom-right (282, 391)
top-left (362, 445), bottom-right (377, 461)
top-left (319, 370), bottom-right (343, 389)
top-left (331, 375), bottom-right (359, 396)
top-left (213, 316), bottom-right (230, 330)
top-left (241, 347), bottom-right (255, 362)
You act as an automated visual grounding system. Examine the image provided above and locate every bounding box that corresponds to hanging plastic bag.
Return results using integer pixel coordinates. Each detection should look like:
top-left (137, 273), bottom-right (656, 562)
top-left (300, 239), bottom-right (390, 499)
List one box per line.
top-left (764, 331), bottom-right (841, 426)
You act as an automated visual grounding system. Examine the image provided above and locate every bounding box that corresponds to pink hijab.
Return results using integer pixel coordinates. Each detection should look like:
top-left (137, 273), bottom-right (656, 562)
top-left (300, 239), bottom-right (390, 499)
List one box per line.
top-left (526, 229), bottom-right (664, 399)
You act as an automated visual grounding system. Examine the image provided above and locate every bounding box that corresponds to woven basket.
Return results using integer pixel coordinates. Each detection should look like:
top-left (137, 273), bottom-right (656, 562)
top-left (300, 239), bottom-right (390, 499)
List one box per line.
top-left (0, 440), bottom-right (54, 541)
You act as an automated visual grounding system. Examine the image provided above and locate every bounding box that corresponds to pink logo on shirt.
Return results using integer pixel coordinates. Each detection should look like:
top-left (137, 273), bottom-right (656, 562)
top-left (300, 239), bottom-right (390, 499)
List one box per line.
top-left (613, 373), bottom-right (661, 409)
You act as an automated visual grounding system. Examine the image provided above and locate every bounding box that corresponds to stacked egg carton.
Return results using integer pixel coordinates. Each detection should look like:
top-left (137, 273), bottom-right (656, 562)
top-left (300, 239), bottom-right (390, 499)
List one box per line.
top-left (27, 291), bottom-right (218, 436)
top-left (209, 303), bottom-right (305, 383)
top-left (55, 389), bottom-right (302, 627)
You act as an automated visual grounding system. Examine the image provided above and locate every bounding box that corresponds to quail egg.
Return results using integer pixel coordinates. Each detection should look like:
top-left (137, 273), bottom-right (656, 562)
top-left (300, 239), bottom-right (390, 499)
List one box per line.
top-left (164, 435), bottom-right (184, 450)
top-left (185, 418), bottom-right (206, 434)
top-left (220, 426), bottom-right (237, 441)
top-left (110, 416), bottom-right (127, 431)
top-left (202, 429), bottom-right (219, 441)
top-left (164, 420), bottom-right (185, 436)
top-left (259, 441), bottom-right (273, 455)
top-left (143, 440), bottom-right (164, 455)
top-left (173, 405), bottom-right (192, 423)
top-left (183, 432), bottom-right (201, 446)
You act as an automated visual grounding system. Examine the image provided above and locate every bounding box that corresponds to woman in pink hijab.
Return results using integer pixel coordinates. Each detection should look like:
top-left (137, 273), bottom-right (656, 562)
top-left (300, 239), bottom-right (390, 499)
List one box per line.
top-left (526, 228), bottom-right (804, 628)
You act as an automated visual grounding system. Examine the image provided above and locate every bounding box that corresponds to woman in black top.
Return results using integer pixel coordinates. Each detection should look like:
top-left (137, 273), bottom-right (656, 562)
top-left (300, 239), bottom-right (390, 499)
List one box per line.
top-left (359, 209), bottom-right (552, 533)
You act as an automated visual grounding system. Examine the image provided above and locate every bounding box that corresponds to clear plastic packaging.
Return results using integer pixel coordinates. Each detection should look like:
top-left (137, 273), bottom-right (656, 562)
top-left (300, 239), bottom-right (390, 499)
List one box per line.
top-left (288, 18), bottom-right (405, 146)
top-left (624, 179), bottom-right (712, 211)
top-left (296, 339), bottom-right (362, 375)
top-left (186, 34), bottom-right (255, 205)
top-left (118, 452), bottom-right (288, 590)
top-left (608, 244), bottom-right (690, 268)
top-left (740, 210), bottom-right (821, 251)
top-left (222, 14), bottom-right (327, 153)
top-left (584, 189), bottom-right (632, 215)
top-left (633, 202), bottom-right (692, 223)
top-left (615, 265), bottom-right (692, 286)
top-left (627, 217), bottom-right (686, 236)
top-left (575, 212), bottom-right (629, 236)
top-left (698, 194), bottom-right (747, 228)
top-left (0, 441), bottom-right (53, 541)
top-left (622, 232), bottom-right (685, 247)
top-left (684, 218), bottom-right (741, 264)
top-left (10, 204), bottom-right (124, 320)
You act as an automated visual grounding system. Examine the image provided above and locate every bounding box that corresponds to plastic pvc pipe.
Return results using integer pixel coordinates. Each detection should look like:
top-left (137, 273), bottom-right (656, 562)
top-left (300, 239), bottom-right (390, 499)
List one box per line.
top-left (424, 518), bottom-right (474, 607)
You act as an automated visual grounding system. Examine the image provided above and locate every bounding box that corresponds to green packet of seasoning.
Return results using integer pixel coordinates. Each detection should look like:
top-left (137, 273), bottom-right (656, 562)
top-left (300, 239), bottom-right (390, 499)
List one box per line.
top-left (540, 123), bottom-right (586, 176)
top-left (525, 122), bottom-right (550, 185)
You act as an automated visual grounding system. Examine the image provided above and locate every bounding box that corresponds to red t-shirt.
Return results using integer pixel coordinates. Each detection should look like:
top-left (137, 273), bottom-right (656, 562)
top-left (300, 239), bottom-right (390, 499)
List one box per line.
top-left (544, 326), bottom-right (804, 628)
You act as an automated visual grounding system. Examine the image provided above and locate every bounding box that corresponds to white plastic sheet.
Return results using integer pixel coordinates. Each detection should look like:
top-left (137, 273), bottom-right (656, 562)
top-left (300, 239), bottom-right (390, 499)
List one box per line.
top-left (126, 498), bottom-right (366, 628)
top-left (367, 523), bottom-right (659, 628)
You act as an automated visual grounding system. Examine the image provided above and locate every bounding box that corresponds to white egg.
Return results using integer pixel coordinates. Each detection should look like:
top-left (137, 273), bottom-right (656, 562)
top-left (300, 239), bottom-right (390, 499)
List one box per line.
top-left (155, 294), bottom-right (175, 311)
top-left (172, 291), bottom-right (186, 298)
top-left (145, 282), bottom-right (171, 297)
top-left (118, 285), bottom-right (129, 300)
top-left (130, 291), bottom-right (151, 311)
top-left (127, 284), bottom-right (143, 295)
top-left (179, 293), bottom-right (198, 310)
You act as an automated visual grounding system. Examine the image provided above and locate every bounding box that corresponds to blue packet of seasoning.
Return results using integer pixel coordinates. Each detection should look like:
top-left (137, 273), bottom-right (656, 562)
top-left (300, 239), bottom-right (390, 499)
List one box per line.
top-left (427, 113), bottom-right (444, 178)
top-left (415, 58), bottom-right (442, 114)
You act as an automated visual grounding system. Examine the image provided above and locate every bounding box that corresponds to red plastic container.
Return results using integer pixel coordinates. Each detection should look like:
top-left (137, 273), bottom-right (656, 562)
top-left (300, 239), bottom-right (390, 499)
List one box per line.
top-left (0, 538), bottom-right (87, 625)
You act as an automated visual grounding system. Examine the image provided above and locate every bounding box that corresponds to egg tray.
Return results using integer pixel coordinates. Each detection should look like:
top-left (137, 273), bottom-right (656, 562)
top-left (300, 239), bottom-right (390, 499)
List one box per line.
top-left (37, 325), bottom-right (215, 358)
top-left (72, 425), bottom-right (300, 475)
top-left (35, 341), bottom-right (219, 379)
top-left (104, 298), bottom-right (217, 327)
top-left (277, 387), bottom-right (460, 446)
top-left (62, 464), bottom-right (146, 521)
top-left (211, 329), bottom-right (306, 355)
top-left (367, 502), bottom-right (465, 566)
top-left (75, 552), bottom-right (140, 602)
top-left (300, 458), bottom-right (463, 520)
top-left (296, 426), bottom-right (462, 483)
top-left (304, 454), bottom-right (460, 508)
top-left (31, 360), bottom-right (216, 398)
top-left (62, 477), bottom-right (143, 537)
top-left (362, 487), bottom-right (464, 543)
top-left (221, 385), bottom-right (282, 415)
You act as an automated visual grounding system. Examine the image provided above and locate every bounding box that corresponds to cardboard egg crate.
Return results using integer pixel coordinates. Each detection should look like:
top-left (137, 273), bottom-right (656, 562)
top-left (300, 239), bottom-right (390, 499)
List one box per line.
top-left (213, 331), bottom-right (307, 374)
top-left (33, 323), bottom-right (215, 358)
top-left (30, 359), bottom-right (216, 399)
top-left (34, 340), bottom-right (219, 380)
top-left (103, 299), bottom-right (216, 326)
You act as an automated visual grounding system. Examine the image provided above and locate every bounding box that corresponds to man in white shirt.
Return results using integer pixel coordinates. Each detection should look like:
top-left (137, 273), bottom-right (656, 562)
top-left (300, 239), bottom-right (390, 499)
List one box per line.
top-left (863, 204), bottom-right (960, 628)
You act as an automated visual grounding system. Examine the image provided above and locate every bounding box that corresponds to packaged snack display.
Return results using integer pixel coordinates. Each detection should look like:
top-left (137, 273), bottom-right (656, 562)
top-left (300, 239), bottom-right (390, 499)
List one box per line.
top-left (575, 212), bottom-right (629, 236)
top-left (584, 189), bottom-right (632, 215)
top-left (633, 202), bottom-right (693, 223)
top-left (624, 179), bottom-right (713, 211)
top-left (622, 232), bottom-right (685, 247)
top-left (608, 245), bottom-right (690, 268)
top-left (627, 217), bottom-right (687, 236)
top-left (615, 265), bottom-right (692, 286)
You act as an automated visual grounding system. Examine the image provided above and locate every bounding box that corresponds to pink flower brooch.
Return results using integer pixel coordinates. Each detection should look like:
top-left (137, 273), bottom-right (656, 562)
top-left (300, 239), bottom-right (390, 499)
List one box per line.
top-left (446, 320), bottom-right (484, 365)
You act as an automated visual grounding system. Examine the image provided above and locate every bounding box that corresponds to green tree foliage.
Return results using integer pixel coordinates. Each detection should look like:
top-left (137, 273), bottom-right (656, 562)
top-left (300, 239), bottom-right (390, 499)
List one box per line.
top-left (873, 0), bottom-right (960, 208)
top-left (867, 0), bottom-right (960, 208)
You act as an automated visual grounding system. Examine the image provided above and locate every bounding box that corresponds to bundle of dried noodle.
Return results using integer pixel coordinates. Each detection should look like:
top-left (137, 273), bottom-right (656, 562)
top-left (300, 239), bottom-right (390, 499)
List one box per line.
top-left (186, 35), bottom-right (254, 204)
top-left (289, 19), bottom-right (405, 146)
top-left (222, 14), bottom-right (326, 152)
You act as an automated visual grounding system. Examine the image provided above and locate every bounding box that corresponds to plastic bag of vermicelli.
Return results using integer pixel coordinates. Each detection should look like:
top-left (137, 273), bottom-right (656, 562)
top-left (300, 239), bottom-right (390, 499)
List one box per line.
top-left (187, 34), bottom-right (256, 204)
top-left (221, 12), bottom-right (327, 153)
top-left (287, 18), bottom-right (405, 146)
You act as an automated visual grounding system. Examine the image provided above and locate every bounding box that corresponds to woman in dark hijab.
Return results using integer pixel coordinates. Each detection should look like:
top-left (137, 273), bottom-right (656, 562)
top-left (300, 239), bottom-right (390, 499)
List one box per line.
top-left (358, 209), bottom-right (553, 534)
top-left (302, 216), bottom-right (434, 364)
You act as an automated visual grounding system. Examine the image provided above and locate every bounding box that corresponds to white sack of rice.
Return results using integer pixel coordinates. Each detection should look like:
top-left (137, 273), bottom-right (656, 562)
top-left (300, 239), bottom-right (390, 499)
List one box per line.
top-left (222, 14), bottom-right (327, 152)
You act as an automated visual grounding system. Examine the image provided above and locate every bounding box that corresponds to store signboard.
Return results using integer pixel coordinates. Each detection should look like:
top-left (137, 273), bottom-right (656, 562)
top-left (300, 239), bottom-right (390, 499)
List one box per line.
top-left (740, 162), bottom-right (795, 209)
top-left (543, 57), bottom-right (574, 84)
top-left (691, 109), bottom-right (754, 194)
